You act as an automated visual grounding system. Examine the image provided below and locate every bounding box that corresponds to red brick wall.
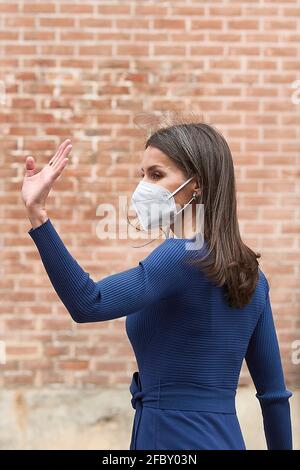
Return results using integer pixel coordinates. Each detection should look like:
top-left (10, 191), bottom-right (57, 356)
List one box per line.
top-left (0, 0), bottom-right (299, 388)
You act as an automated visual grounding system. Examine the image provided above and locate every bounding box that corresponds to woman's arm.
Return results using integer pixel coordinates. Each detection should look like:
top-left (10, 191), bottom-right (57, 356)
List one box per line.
top-left (27, 207), bottom-right (49, 229)
top-left (23, 140), bottom-right (201, 323)
top-left (245, 279), bottom-right (293, 450)
top-left (28, 215), bottom-right (198, 323)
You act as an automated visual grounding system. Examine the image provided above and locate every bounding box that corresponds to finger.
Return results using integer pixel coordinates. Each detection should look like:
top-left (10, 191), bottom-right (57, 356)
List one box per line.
top-left (60, 157), bottom-right (70, 173)
top-left (49, 139), bottom-right (72, 167)
top-left (52, 144), bottom-right (72, 170)
top-left (53, 157), bottom-right (70, 180)
top-left (25, 155), bottom-right (36, 177)
top-left (49, 138), bottom-right (71, 166)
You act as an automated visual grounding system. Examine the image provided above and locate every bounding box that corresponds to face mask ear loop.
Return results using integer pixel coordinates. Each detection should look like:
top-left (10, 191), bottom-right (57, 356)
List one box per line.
top-left (174, 193), bottom-right (196, 217)
top-left (167, 175), bottom-right (195, 200)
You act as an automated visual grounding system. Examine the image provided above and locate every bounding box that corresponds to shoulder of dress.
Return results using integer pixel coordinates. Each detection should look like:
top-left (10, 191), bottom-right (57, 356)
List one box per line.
top-left (140, 236), bottom-right (207, 270)
top-left (257, 267), bottom-right (270, 294)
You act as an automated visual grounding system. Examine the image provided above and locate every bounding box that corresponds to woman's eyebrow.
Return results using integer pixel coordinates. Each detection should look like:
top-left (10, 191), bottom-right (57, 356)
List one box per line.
top-left (140, 164), bottom-right (165, 172)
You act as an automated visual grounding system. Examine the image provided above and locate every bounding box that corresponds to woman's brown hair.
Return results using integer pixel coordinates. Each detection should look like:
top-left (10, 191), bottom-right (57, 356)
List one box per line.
top-left (132, 111), bottom-right (261, 309)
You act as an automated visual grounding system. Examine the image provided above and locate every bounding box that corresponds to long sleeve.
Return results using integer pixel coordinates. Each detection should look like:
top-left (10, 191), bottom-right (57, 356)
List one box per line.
top-left (28, 218), bottom-right (199, 323)
top-left (245, 279), bottom-right (293, 450)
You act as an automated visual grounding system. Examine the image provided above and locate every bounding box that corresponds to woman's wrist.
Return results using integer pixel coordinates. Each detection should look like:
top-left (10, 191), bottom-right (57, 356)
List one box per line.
top-left (26, 206), bottom-right (49, 229)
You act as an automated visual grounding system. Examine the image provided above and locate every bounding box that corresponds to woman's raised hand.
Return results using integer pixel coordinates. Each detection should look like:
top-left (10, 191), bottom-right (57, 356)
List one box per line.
top-left (22, 139), bottom-right (72, 211)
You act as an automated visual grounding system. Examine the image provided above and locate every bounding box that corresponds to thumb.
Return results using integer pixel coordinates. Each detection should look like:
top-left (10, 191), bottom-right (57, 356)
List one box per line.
top-left (25, 155), bottom-right (36, 177)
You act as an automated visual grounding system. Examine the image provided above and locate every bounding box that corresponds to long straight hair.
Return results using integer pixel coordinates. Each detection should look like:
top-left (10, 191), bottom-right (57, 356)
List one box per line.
top-left (144, 119), bottom-right (261, 309)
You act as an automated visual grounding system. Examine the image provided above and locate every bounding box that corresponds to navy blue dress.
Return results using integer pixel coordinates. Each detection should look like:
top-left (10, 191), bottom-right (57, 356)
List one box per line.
top-left (28, 219), bottom-right (293, 450)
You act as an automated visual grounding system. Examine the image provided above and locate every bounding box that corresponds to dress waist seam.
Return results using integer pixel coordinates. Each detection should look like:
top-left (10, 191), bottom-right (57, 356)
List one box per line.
top-left (129, 371), bottom-right (237, 449)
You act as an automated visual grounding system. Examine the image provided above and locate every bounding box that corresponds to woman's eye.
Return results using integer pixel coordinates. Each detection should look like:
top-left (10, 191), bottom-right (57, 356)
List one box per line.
top-left (137, 172), bottom-right (161, 179)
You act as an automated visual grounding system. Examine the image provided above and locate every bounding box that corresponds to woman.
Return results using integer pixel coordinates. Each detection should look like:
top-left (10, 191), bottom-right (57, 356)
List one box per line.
top-left (21, 123), bottom-right (293, 450)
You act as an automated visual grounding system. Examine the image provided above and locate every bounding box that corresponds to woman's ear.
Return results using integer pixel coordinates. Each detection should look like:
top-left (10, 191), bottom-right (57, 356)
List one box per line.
top-left (192, 178), bottom-right (201, 197)
top-left (193, 183), bottom-right (202, 201)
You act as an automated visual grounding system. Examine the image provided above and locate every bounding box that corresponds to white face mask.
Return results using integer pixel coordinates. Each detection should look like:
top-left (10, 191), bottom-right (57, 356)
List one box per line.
top-left (130, 175), bottom-right (196, 231)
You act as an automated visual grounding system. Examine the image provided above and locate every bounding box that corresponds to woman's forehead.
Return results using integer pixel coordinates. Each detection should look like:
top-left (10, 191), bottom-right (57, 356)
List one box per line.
top-left (141, 146), bottom-right (173, 169)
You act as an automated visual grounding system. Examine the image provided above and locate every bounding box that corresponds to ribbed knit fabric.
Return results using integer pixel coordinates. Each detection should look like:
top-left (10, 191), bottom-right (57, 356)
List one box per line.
top-left (28, 218), bottom-right (293, 450)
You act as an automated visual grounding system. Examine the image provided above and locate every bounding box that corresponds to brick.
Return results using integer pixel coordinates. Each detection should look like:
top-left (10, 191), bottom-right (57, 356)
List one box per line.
top-left (24, 31), bottom-right (55, 42)
top-left (153, 19), bottom-right (185, 29)
top-left (227, 20), bottom-right (259, 30)
top-left (44, 346), bottom-right (70, 357)
top-left (23, 3), bottom-right (56, 13)
top-left (6, 319), bottom-right (35, 329)
top-left (0, 31), bottom-right (18, 40)
top-left (59, 361), bottom-right (89, 370)
top-left (0, 3), bottom-right (18, 12)
top-left (98, 5), bottom-right (130, 15)
top-left (60, 5), bottom-right (94, 14)
top-left (191, 20), bottom-right (223, 29)
top-left (5, 45), bottom-right (36, 55)
top-left (79, 18), bottom-right (114, 28)
top-left (4, 375), bottom-right (34, 386)
top-left (39, 18), bottom-right (75, 28)
top-left (5, 16), bottom-right (35, 27)
top-left (11, 98), bottom-right (35, 108)
top-left (79, 45), bottom-right (112, 56)
top-left (135, 5), bottom-right (168, 16)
